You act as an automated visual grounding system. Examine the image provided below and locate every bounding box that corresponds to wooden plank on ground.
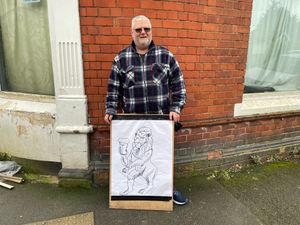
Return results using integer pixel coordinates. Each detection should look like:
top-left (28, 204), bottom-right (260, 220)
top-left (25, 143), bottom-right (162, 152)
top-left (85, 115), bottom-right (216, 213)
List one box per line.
top-left (0, 181), bottom-right (14, 190)
top-left (0, 175), bottom-right (24, 183)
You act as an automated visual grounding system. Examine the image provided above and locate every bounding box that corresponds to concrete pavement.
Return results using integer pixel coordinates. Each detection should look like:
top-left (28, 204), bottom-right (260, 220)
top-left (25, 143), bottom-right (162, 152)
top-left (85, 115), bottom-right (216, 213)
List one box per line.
top-left (1, 160), bottom-right (300, 225)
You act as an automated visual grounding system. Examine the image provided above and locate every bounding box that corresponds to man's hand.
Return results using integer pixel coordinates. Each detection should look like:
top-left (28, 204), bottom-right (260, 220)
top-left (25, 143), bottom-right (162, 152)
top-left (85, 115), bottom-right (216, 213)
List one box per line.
top-left (169, 111), bottom-right (180, 122)
top-left (104, 114), bottom-right (113, 124)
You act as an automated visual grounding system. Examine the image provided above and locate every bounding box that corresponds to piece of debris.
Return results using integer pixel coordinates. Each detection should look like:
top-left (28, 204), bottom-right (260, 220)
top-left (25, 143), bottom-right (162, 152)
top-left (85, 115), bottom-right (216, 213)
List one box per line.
top-left (0, 181), bottom-right (14, 190)
top-left (0, 174), bottom-right (24, 183)
top-left (0, 161), bottom-right (22, 176)
top-left (0, 161), bottom-right (23, 190)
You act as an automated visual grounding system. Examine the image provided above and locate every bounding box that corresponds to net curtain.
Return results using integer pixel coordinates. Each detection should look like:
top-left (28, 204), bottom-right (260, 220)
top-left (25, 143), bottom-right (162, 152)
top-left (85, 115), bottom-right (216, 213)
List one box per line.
top-left (244, 0), bottom-right (300, 92)
top-left (0, 0), bottom-right (54, 95)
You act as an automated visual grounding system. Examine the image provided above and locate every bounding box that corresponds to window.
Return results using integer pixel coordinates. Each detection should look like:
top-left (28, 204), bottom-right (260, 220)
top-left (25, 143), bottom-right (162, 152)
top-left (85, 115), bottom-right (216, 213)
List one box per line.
top-left (0, 0), bottom-right (54, 95)
top-left (244, 0), bottom-right (300, 93)
top-left (235, 0), bottom-right (300, 116)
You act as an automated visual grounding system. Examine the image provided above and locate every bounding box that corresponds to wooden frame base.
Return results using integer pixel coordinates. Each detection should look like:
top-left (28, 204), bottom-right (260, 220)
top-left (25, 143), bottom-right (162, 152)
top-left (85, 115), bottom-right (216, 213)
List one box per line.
top-left (109, 199), bottom-right (173, 211)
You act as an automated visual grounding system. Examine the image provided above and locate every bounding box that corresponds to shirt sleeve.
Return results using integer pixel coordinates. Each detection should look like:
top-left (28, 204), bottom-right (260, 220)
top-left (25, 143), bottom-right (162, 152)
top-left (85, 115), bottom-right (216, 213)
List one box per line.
top-left (169, 53), bottom-right (187, 114)
top-left (105, 57), bottom-right (121, 115)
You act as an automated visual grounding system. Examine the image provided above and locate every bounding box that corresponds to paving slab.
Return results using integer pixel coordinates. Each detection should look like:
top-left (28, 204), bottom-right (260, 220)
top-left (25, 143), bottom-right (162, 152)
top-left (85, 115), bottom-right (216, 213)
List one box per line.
top-left (24, 212), bottom-right (94, 225)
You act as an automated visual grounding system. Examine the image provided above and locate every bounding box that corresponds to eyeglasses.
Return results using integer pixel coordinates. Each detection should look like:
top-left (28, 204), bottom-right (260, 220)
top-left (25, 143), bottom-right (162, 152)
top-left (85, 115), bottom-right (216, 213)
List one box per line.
top-left (134, 27), bottom-right (151, 33)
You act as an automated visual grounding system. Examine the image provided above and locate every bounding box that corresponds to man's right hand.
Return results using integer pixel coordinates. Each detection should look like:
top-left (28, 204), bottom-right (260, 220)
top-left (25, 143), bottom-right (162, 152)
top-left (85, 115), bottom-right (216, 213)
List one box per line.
top-left (104, 114), bottom-right (113, 124)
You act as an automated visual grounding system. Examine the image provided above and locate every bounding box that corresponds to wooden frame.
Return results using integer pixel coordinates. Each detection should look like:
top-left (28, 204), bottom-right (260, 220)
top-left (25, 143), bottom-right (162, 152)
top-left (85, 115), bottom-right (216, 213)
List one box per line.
top-left (109, 114), bottom-right (174, 211)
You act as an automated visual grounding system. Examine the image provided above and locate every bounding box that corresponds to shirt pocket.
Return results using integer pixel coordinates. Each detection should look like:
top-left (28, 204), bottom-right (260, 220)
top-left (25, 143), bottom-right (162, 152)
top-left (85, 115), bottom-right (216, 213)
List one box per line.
top-left (121, 65), bottom-right (135, 88)
top-left (152, 63), bottom-right (169, 86)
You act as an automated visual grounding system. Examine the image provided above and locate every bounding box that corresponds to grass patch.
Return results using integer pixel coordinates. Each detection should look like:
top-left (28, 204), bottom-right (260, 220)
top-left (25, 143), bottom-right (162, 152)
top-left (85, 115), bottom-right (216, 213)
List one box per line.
top-left (23, 173), bottom-right (59, 185)
top-left (212, 160), bottom-right (300, 187)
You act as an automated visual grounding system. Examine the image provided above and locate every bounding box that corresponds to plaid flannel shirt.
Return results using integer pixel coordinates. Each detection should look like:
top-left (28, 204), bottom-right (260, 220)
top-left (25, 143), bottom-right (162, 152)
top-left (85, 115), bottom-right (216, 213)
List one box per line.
top-left (105, 41), bottom-right (186, 115)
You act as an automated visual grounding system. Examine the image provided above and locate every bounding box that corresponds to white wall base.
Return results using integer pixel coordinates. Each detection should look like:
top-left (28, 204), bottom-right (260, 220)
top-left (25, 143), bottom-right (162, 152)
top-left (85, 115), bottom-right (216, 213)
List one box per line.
top-left (0, 93), bottom-right (60, 162)
top-left (55, 96), bottom-right (93, 170)
top-left (59, 133), bottom-right (90, 170)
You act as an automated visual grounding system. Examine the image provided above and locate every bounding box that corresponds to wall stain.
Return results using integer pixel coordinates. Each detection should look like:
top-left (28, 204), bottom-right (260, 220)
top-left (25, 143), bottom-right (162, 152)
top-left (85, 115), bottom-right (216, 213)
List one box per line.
top-left (16, 125), bottom-right (28, 136)
top-left (10, 111), bottom-right (55, 127)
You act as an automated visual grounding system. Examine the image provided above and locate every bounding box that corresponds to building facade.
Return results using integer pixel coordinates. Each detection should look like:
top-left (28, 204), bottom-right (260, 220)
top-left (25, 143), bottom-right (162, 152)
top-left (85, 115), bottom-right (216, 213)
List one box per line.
top-left (79, 0), bottom-right (300, 182)
top-left (1, 0), bottom-right (300, 183)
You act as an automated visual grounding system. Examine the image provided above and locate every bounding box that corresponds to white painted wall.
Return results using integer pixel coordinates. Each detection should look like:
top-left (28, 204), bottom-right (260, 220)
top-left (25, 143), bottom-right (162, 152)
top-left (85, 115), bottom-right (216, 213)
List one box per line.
top-left (0, 0), bottom-right (92, 172)
top-left (0, 93), bottom-right (60, 162)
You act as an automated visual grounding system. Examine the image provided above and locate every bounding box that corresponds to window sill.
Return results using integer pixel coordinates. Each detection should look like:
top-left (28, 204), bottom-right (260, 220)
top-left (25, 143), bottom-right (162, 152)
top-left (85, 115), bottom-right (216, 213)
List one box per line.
top-left (234, 91), bottom-right (300, 117)
top-left (0, 91), bottom-right (55, 114)
top-left (0, 91), bottom-right (54, 103)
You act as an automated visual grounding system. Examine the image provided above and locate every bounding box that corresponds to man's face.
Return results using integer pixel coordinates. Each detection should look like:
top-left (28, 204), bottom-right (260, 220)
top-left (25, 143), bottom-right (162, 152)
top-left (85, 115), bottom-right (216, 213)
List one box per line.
top-left (131, 19), bottom-right (152, 51)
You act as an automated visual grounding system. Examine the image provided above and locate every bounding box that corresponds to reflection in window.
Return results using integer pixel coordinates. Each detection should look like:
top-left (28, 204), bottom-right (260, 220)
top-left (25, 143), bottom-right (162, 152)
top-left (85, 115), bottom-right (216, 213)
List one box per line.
top-left (244, 0), bottom-right (300, 93)
top-left (0, 0), bottom-right (54, 95)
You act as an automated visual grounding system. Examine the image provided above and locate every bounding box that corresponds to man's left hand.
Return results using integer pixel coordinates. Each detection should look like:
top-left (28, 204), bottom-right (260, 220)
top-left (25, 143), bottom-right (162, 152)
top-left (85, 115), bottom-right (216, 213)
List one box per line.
top-left (169, 111), bottom-right (180, 122)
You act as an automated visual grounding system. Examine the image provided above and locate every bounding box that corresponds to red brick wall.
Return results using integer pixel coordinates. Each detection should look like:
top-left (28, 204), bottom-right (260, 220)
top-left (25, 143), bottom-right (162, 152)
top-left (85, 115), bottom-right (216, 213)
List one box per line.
top-left (80, 0), bottom-right (252, 121)
top-left (90, 113), bottom-right (300, 164)
top-left (176, 115), bottom-right (300, 159)
top-left (79, 0), bottom-right (255, 157)
top-left (80, 1), bottom-right (300, 178)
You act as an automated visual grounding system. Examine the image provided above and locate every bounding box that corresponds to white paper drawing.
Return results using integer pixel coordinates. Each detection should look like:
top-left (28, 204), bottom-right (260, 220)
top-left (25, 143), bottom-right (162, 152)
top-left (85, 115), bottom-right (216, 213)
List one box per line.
top-left (118, 127), bottom-right (157, 195)
top-left (111, 120), bottom-right (173, 197)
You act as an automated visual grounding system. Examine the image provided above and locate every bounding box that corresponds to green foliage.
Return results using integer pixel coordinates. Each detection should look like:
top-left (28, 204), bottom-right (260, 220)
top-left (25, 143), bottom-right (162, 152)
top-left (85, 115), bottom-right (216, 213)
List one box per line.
top-left (266, 154), bottom-right (282, 163)
top-left (207, 164), bottom-right (243, 181)
top-left (59, 178), bottom-right (92, 189)
top-left (250, 155), bottom-right (262, 165)
top-left (0, 152), bottom-right (11, 161)
top-left (23, 173), bottom-right (58, 185)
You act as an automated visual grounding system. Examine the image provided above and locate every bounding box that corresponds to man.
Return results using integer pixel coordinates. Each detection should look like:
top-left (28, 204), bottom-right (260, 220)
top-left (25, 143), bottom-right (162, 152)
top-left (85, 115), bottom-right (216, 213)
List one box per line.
top-left (104, 15), bottom-right (188, 205)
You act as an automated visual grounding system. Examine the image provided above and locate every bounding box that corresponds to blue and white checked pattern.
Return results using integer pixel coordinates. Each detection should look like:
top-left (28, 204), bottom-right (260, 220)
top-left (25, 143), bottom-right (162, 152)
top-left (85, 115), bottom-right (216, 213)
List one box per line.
top-left (106, 41), bottom-right (186, 115)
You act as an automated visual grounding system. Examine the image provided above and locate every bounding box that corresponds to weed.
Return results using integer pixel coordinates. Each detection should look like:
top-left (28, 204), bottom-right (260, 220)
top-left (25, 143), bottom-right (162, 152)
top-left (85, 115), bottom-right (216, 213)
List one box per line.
top-left (207, 164), bottom-right (243, 181)
top-left (0, 152), bottom-right (11, 161)
top-left (250, 155), bottom-right (262, 165)
top-left (266, 154), bottom-right (282, 163)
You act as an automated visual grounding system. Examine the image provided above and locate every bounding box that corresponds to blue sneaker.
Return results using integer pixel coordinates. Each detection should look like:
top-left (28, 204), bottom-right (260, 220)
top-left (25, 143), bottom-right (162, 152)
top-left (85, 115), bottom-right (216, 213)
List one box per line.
top-left (173, 190), bottom-right (188, 205)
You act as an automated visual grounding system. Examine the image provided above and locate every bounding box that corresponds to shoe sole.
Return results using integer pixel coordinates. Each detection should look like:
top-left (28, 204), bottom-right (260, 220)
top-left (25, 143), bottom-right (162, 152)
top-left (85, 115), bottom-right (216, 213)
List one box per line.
top-left (173, 199), bottom-right (188, 205)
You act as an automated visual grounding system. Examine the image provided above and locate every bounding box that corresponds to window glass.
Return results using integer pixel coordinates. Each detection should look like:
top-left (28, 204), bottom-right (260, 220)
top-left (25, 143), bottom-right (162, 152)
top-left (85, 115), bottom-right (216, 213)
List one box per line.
top-left (244, 0), bottom-right (300, 93)
top-left (0, 0), bottom-right (54, 95)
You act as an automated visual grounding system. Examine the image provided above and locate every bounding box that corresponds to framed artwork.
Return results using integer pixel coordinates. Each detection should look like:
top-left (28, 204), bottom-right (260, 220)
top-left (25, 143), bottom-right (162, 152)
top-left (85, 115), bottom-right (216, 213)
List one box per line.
top-left (109, 115), bottom-right (174, 211)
